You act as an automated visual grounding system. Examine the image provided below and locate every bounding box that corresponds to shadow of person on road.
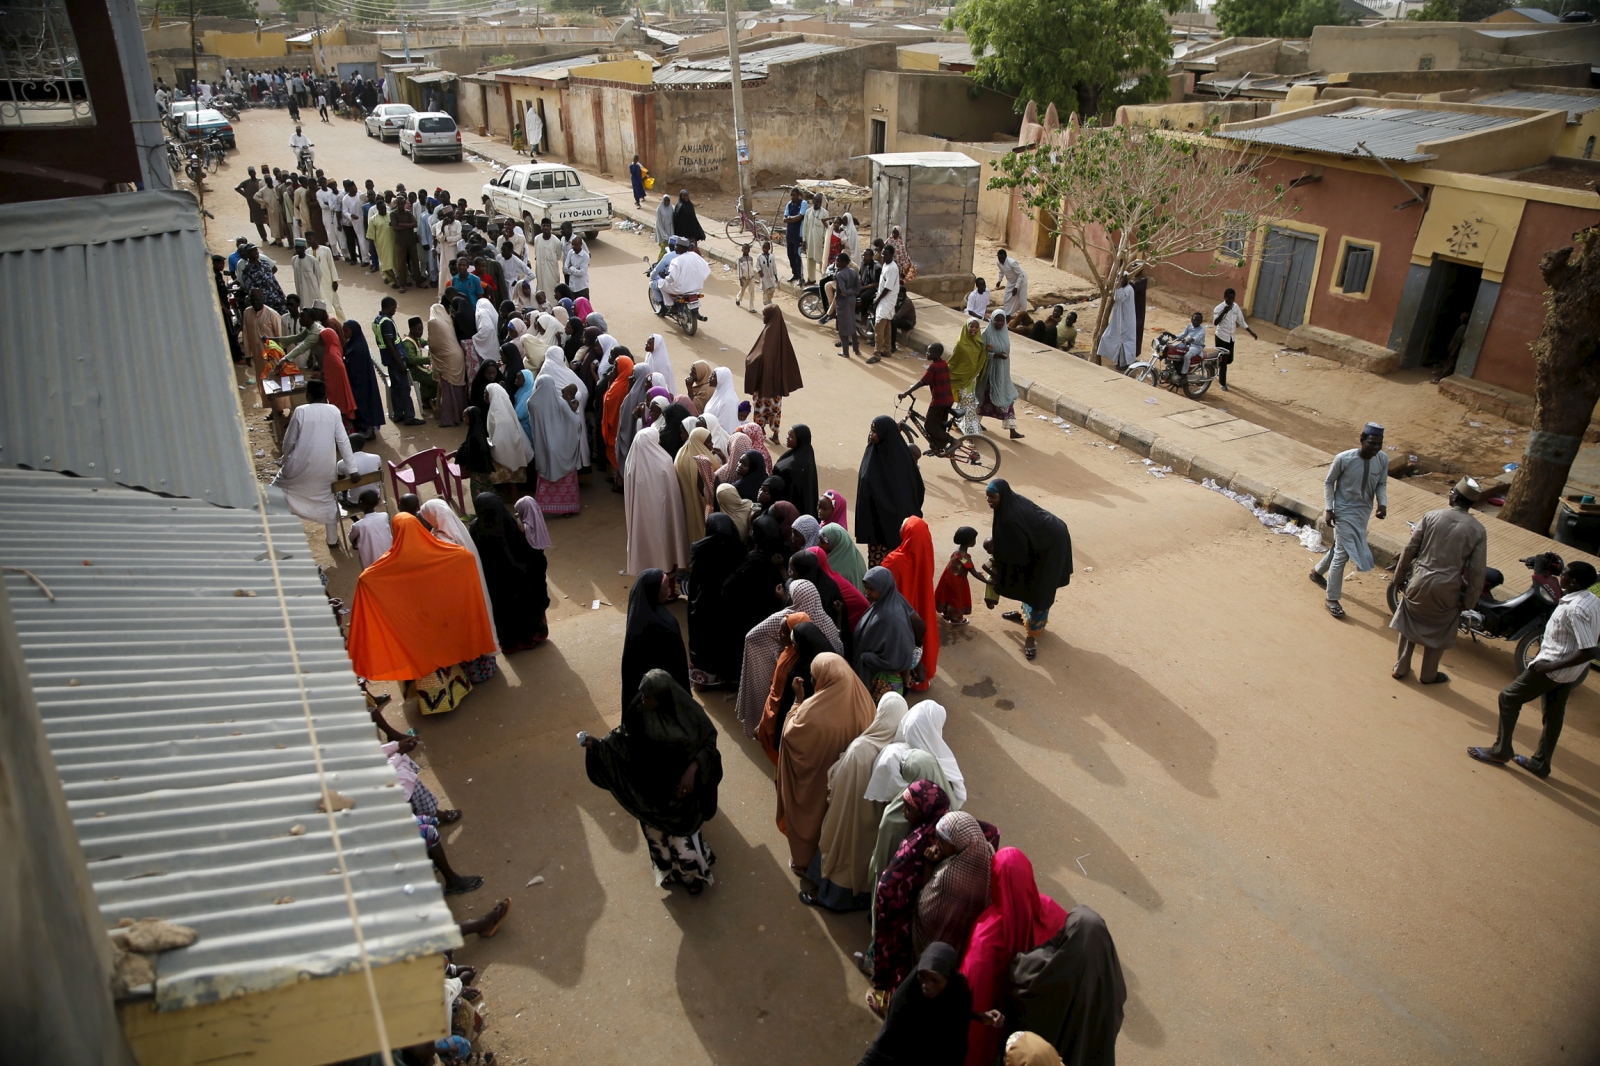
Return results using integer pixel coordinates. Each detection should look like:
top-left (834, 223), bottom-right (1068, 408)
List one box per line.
top-left (663, 819), bottom-right (880, 1066)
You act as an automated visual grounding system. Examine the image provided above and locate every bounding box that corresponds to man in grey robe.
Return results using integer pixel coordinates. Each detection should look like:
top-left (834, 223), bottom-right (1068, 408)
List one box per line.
top-left (1096, 274), bottom-right (1138, 370)
top-left (1312, 422), bottom-right (1388, 618)
top-left (1390, 477), bottom-right (1488, 684)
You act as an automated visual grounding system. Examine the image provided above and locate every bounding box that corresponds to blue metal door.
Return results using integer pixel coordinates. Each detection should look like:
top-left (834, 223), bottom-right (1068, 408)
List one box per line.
top-left (1254, 227), bottom-right (1319, 329)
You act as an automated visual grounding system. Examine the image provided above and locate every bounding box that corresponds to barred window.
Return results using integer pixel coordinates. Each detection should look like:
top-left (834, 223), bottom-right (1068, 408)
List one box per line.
top-left (0, 0), bottom-right (94, 128)
top-left (1220, 212), bottom-right (1250, 260)
top-left (1337, 242), bottom-right (1375, 295)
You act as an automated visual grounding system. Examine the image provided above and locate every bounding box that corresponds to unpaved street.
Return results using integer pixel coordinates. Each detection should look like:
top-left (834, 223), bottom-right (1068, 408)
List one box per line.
top-left (208, 110), bottom-right (1600, 1066)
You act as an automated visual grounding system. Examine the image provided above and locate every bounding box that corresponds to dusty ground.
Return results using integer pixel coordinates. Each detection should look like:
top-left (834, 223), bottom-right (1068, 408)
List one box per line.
top-left (211, 110), bottom-right (1600, 1066)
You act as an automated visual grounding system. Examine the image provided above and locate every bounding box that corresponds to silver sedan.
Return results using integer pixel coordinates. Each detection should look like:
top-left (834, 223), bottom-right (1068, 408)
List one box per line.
top-left (364, 103), bottom-right (415, 142)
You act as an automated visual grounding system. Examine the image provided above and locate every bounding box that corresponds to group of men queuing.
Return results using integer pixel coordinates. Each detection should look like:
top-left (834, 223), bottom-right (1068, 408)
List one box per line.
top-left (1312, 422), bottom-right (1600, 781)
top-left (154, 67), bottom-right (381, 126)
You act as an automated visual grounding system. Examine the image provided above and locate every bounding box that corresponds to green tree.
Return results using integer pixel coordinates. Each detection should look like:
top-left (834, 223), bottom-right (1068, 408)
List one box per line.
top-left (1215, 0), bottom-right (1351, 37)
top-left (947, 0), bottom-right (1174, 118)
top-left (1406, 0), bottom-right (1510, 18)
top-left (988, 121), bottom-right (1288, 360)
top-left (149, 0), bottom-right (259, 16)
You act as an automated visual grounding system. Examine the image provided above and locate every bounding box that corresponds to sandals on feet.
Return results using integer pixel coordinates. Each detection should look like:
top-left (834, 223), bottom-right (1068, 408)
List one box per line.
top-left (1467, 746), bottom-right (1510, 767)
top-left (1420, 672), bottom-right (1450, 685)
top-left (1326, 601), bottom-right (1346, 619)
top-left (1512, 754), bottom-right (1550, 779)
top-left (445, 874), bottom-right (484, 896)
top-left (437, 809), bottom-right (463, 825)
top-left (1001, 611), bottom-right (1023, 624)
top-left (479, 899), bottom-right (511, 938)
top-left (1024, 642), bottom-right (1037, 661)
top-left (1309, 571), bottom-right (1327, 589)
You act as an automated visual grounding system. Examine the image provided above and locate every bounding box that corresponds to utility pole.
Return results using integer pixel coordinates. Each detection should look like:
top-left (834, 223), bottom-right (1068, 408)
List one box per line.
top-left (400, 12), bottom-right (413, 64)
top-left (724, 0), bottom-right (750, 206)
top-left (310, 0), bottom-right (325, 76)
top-left (188, 0), bottom-right (204, 211)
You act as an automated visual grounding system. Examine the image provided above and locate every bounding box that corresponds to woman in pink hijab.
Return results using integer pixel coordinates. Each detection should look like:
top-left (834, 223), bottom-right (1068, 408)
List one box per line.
top-left (818, 489), bottom-right (848, 531)
top-left (572, 295), bottom-right (595, 321)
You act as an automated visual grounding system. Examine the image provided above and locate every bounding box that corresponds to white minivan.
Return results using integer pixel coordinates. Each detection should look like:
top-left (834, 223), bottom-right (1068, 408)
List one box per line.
top-left (399, 111), bottom-right (462, 163)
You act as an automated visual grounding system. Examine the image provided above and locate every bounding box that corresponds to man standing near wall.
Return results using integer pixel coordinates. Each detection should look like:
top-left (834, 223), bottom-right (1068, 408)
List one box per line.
top-left (783, 189), bottom-right (806, 284)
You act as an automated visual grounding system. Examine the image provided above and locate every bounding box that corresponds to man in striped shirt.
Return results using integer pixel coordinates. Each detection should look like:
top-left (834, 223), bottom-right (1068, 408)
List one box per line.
top-left (1469, 560), bottom-right (1600, 778)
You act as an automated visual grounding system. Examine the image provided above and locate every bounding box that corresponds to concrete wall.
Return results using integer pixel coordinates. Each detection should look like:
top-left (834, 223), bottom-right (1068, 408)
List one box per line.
top-left (501, 82), bottom-right (571, 158)
top-left (1310, 25), bottom-right (1473, 72)
top-left (1336, 63), bottom-right (1592, 94)
top-left (201, 31), bottom-right (288, 59)
top-left (1472, 199), bottom-right (1600, 395)
top-left (864, 69), bottom-right (1018, 154)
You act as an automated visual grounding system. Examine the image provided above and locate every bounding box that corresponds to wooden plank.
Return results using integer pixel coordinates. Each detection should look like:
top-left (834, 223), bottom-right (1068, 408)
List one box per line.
top-left (118, 955), bottom-right (447, 1066)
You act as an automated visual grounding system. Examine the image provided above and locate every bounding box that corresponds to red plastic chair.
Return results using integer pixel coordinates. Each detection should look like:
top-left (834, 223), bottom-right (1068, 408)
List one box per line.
top-left (387, 447), bottom-right (465, 511)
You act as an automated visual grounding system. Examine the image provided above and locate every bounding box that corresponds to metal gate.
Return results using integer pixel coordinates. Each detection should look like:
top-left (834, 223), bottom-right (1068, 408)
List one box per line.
top-left (1253, 227), bottom-right (1319, 329)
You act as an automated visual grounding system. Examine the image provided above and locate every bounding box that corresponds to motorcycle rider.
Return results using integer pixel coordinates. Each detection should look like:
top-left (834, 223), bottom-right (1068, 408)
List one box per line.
top-left (1171, 312), bottom-right (1207, 386)
top-left (661, 240), bottom-right (710, 321)
top-left (648, 236), bottom-right (680, 315)
top-left (1312, 422), bottom-right (1389, 620)
top-left (289, 125), bottom-right (313, 172)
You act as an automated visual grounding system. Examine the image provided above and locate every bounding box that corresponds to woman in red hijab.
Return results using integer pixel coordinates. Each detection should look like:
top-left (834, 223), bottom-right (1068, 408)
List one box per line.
top-left (960, 848), bottom-right (1070, 1066)
top-left (600, 354), bottom-right (635, 476)
top-left (882, 515), bottom-right (938, 690)
top-left (316, 324), bottom-right (358, 431)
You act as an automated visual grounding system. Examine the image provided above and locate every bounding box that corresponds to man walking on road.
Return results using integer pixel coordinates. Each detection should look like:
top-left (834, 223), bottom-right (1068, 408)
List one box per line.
top-left (1390, 477), bottom-right (1488, 684)
top-left (1469, 561), bottom-right (1600, 778)
top-left (1312, 423), bottom-right (1388, 619)
top-left (1211, 287), bottom-right (1256, 393)
top-left (237, 166), bottom-right (269, 245)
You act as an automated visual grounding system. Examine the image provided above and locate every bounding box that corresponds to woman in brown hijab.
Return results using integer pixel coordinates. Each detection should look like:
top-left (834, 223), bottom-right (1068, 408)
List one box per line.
top-left (686, 359), bottom-right (717, 412)
top-left (776, 651), bottom-right (874, 877)
top-left (744, 304), bottom-right (804, 442)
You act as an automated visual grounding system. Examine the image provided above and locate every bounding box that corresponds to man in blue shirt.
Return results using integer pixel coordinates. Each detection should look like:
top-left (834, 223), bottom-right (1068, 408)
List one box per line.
top-left (447, 257), bottom-right (483, 304)
top-left (227, 235), bottom-right (249, 276)
top-left (782, 188), bottom-right (806, 283)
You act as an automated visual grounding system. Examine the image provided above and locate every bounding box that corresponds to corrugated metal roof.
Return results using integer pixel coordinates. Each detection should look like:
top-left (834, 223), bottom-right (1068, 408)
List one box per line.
top-left (495, 54), bottom-right (602, 80)
top-left (1480, 89), bottom-right (1600, 117)
top-left (866, 151), bottom-right (982, 167)
top-left (1216, 105), bottom-right (1523, 161)
top-left (0, 191), bottom-right (259, 510)
top-left (0, 468), bottom-right (460, 1010)
top-left (654, 40), bottom-right (846, 86)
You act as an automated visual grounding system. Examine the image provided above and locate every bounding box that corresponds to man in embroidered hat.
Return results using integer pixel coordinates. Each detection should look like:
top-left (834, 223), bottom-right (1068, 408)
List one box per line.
top-left (1312, 423), bottom-right (1388, 619)
top-left (1390, 476), bottom-right (1488, 683)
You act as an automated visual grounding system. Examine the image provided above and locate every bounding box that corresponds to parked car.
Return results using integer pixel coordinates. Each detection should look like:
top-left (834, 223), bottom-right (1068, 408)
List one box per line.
top-left (399, 111), bottom-right (462, 162)
top-left (365, 103), bottom-right (415, 142)
top-left (179, 108), bottom-right (235, 148)
top-left (481, 163), bottom-right (613, 241)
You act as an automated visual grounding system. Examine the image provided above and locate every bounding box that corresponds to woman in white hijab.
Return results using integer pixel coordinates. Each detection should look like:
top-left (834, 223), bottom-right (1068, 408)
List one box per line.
top-left (419, 497), bottom-right (499, 648)
top-left (473, 297), bottom-right (499, 368)
top-left (699, 411), bottom-right (731, 456)
top-left (517, 327), bottom-right (548, 373)
top-left (484, 380), bottom-right (534, 483)
top-left (863, 699), bottom-right (966, 808)
top-left (533, 312), bottom-right (563, 350)
top-left (702, 366), bottom-right (740, 432)
top-left (623, 425), bottom-right (690, 575)
top-left (529, 347), bottom-right (586, 515)
top-left (596, 333), bottom-right (619, 379)
top-left (840, 212), bottom-right (861, 260)
top-left (537, 345), bottom-right (591, 470)
top-left (644, 333), bottom-right (674, 389)
top-left (812, 690), bottom-right (911, 908)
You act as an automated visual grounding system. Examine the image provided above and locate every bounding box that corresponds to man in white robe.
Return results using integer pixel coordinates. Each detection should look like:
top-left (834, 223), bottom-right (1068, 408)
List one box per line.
top-left (307, 231), bottom-right (343, 319)
top-left (531, 218), bottom-right (563, 299)
top-left (275, 379), bottom-right (353, 546)
top-left (996, 249), bottom-right (1028, 317)
top-left (1096, 275), bottom-right (1139, 370)
top-left (290, 238), bottom-right (321, 304)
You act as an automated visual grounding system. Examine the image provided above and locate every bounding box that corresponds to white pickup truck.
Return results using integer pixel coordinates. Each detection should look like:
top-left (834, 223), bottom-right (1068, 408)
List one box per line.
top-left (482, 163), bottom-right (613, 241)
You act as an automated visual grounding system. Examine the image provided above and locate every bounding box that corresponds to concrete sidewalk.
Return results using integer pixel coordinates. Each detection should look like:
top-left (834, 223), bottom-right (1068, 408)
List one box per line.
top-left (462, 133), bottom-right (1591, 575)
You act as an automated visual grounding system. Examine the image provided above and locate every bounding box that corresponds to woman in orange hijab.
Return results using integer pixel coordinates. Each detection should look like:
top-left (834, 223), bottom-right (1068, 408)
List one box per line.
top-left (348, 513), bottom-right (497, 682)
top-left (601, 354), bottom-right (635, 475)
top-left (882, 516), bottom-right (939, 690)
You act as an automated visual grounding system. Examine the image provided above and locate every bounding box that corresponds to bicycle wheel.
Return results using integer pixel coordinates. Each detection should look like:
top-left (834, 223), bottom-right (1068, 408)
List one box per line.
top-left (724, 217), bottom-right (746, 245)
top-left (752, 218), bottom-right (772, 242)
top-left (949, 434), bottom-right (1001, 482)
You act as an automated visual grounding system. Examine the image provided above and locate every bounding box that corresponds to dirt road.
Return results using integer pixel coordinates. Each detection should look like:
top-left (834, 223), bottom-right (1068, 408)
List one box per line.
top-left (207, 110), bottom-right (1600, 1066)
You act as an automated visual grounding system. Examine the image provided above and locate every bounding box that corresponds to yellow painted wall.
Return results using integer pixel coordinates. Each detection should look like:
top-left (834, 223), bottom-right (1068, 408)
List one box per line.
top-left (570, 58), bottom-right (653, 85)
top-left (897, 47), bottom-right (941, 71)
top-left (1556, 109), bottom-right (1600, 159)
top-left (1410, 184), bottom-right (1527, 282)
top-left (143, 24), bottom-right (193, 51)
top-left (201, 31), bottom-right (287, 58)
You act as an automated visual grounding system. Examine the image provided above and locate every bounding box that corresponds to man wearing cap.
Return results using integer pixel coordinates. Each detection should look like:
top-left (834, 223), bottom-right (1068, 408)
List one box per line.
top-left (1390, 478), bottom-right (1488, 683)
top-left (1312, 423), bottom-right (1389, 619)
top-left (1469, 559), bottom-right (1600, 778)
top-left (290, 238), bottom-right (321, 305)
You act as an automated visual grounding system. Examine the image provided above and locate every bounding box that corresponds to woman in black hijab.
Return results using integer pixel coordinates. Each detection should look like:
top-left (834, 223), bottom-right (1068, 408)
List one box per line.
top-left (562, 316), bottom-right (585, 362)
top-left (773, 423), bottom-right (819, 516)
top-left (857, 414), bottom-right (925, 567)
top-left (687, 513), bottom-right (747, 687)
top-left (621, 568), bottom-right (690, 704)
top-left (658, 402), bottom-right (692, 458)
top-left (854, 566), bottom-right (921, 700)
top-left (468, 358), bottom-right (502, 413)
top-left (456, 406), bottom-right (496, 499)
top-left (986, 478), bottom-right (1073, 662)
top-left (340, 319), bottom-right (387, 436)
top-left (468, 492), bottom-right (549, 652)
top-left (583, 669), bottom-right (722, 895)
top-left (451, 294), bottom-right (477, 344)
top-left (790, 550), bottom-right (853, 663)
top-left (721, 515), bottom-right (789, 670)
top-left (733, 451), bottom-right (769, 503)
top-left (858, 942), bottom-right (995, 1066)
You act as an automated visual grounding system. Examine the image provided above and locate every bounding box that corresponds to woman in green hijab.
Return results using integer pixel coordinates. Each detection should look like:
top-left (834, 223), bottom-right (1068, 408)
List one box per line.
top-left (946, 317), bottom-right (988, 436)
top-left (821, 521), bottom-right (868, 592)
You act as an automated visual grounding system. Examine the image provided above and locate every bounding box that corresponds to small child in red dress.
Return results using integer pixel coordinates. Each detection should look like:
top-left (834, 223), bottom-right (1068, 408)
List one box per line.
top-left (935, 525), bottom-right (986, 625)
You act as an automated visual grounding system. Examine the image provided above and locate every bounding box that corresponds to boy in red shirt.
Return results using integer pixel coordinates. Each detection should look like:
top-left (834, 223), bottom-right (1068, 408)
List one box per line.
top-left (898, 342), bottom-right (954, 456)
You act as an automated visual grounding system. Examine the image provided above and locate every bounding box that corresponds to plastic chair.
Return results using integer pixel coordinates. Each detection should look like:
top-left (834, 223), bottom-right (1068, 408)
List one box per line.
top-left (387, 447), bottom-right (465, 511)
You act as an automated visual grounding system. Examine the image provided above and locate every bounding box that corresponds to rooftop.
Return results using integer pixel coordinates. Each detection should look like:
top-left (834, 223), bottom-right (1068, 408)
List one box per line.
top-left (1215, 104), bottom-right (1526, 161)
top-left (495, 54), bottom-right (604, 81)
top-left (654, 39), bottom-right (848, 87)
top-left (0, 468), bottom-right (460, 1011)
top-left (1478, 87), bottom-right (1600, 117)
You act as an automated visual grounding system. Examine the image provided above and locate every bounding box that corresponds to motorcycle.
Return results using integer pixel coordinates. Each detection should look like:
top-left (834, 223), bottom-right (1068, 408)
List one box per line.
top-left (294, 142), bottom-right (315, 176)
top-left (796, 259), bottom-right (881, 340)
top-left (1124, 331), bottom-right (1221, 399)
top-left (183, 143), bottom-right (206, 186)
top-left (642, 255), bottom-right (703, 337)
top-left (1387, 550), bottom-right (1565, 671)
